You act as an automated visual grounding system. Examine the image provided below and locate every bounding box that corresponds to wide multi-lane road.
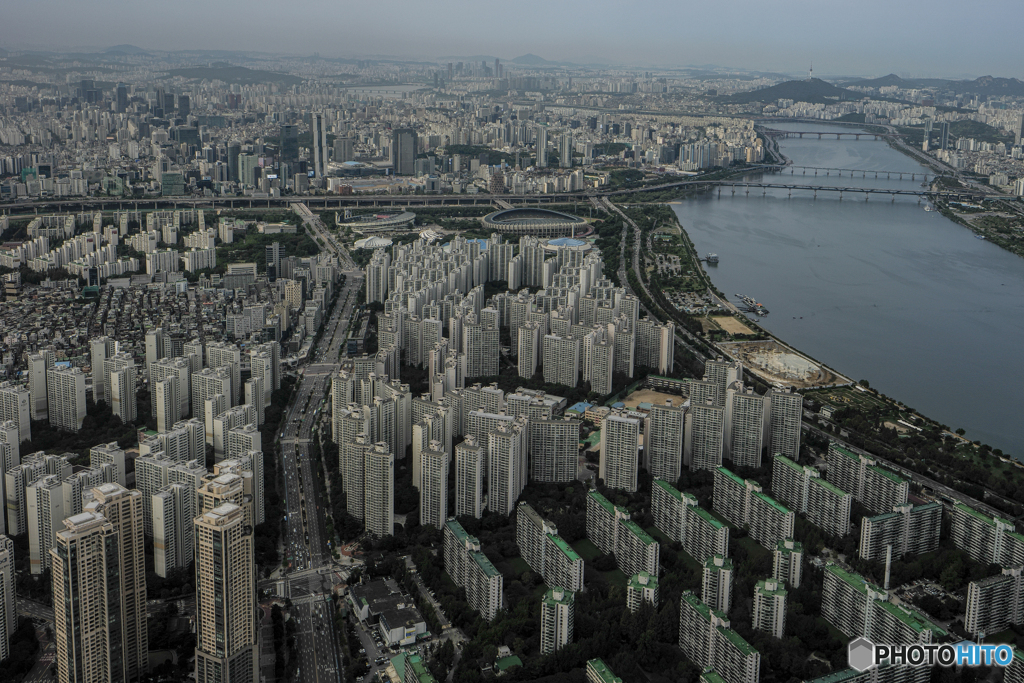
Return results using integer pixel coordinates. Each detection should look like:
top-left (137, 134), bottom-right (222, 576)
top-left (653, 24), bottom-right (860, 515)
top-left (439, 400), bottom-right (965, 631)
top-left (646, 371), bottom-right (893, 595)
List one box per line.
top-left (277, 206), bottom-right (364, 683)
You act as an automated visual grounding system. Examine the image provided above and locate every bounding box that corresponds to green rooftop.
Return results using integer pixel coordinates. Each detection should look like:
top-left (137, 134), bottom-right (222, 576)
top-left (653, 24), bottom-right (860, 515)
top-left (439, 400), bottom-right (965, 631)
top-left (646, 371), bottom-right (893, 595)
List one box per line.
top-left (543, 587), bottom-right (575, 605)
top-left (825, 564), bottom-right (871, 595)
top-left (775, 455), bottom-right (804, 472)
top-left (588, 489), bottom-right (615, 514)
top-left (621, 519), bottom-right (657, 546)
top-left (954, 502), bottom-right (1002, 527)
top-left (444, 518), bottom-right (470, 542)
top-left (829, 443), bottom-right (860, 462)
top-left (804, 669), bottom-right (866, 683)
top-left (587, 659), bottom-right (624, 683)
top-left (756, 579), bottom-right (788, 596)
top-left (681, 591), bottom-right (712, 620)
top-left (628, 571), bottom-right (659, 590)
top-left (653, 478), bottom-right (684, 500)
top-left (471, 550), bottom-right (501, 578)
top-left (776, 539), bottom-right (803, 553)
top-left (495, 655), bottom-right (523, 672)
top-left (693, 506), bottom-right (726, 530)
top-left (872, 598), bottom-right (947, 636)
top-left (407, 654), bottom-right (438, 683)
top-left (716, 467), bottom-right (746, 486)
top-left (753, 492), bottom-right (792, 516)
top-left (700, 670), bottom-right (729, 683)
top-left (547, 533), bottom-right (582, 562)
top-left (867, 465), bottom-right (907, 485)
top-left (716, 625), bottom-right (759, 656)
top-left (809, 477), bottom-right (851, 498)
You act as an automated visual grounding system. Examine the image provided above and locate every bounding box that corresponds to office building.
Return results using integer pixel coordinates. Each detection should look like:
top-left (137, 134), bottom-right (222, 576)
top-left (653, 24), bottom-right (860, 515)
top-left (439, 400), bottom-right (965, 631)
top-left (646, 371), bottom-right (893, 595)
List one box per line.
top-left (194, 503), bottom-right (258, 683)
top-left (443, 519), bottom-right (503, 621)
top-left (47, 366), bottom-right (86, 432)
top-left (600, 411), bottom-right (640, 492)
top-left (703, 555), bottom-right (734, 614)
top-left (651, 479), bottom-right (730, 564)
top-left (964, 567), bottom-right (1024, 638)
top-left (312, 113), bottom-right (328, 178)
top-left (772, 539), bottom-right (803, 588)
top-left (516, 502), bottom-right (584, 592)
top-left (767, 388), bottom-right (802, 460)
top-left (540, 587), bottom-right (574, 654)
top-left (365, 442), bottom-right (394, 537)
top-left (279, 124), bottom-right (298, 163)
top-left (724, 383), bottom-right (765, 469)
top-left (685, 399), bottom-right (725, 472)
top-left (586, 490), bottom-right (660, 577)
top-left (392, 129), bottom-right (417, 176)
top-left (678, 591), bottom-right (761, 683)
top-left (627, 571), bottom-right (659, 612)
top-left (419, 446), bottom-right (448, 529)
top-left (646, 400), bottom-right (684, 482)
top-left (821, 564), bottom-right (945, 645)
top-left (752, 579), bottom-right (787, 639)
top-left (858, 502), bottom-right (941, 561)
top-left (950, 502), bottom-right (1024, 567)
top-left (333, 137), bottom-right (354, 163)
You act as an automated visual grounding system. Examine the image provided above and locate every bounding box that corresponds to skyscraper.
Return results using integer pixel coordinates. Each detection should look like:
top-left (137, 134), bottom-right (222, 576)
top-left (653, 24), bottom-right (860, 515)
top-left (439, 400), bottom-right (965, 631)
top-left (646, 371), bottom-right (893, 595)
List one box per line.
top-left (333, 137), bottom-right (354, 163)
top-left (391, 129), bottom-right (417, 176)
top-left (559, 132), bottom-right (573, 168)
top-left (311, 113), bottom-right (328, 178)
top-left (89, 483), bottom-right (148, 681)
top-left (194, 503), bottom-right (258, 683)
top-left (535, 126), bottom-right (548, 168)
top-left (600, 412), bottom-right (640, 492)
top-left (279, 124), bottom-right (299, 164)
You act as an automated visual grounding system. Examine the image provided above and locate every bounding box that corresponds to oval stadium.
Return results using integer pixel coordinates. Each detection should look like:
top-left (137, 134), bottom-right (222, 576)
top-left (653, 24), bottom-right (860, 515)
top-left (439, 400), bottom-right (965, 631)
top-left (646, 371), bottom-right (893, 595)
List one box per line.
top-left (480, 208), bottom-right (587, 237)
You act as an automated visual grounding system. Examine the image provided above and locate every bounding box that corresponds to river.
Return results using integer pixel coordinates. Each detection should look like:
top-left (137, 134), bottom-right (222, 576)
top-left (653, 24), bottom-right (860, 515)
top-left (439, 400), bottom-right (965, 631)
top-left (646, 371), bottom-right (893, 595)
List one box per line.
top-left (669, 122), bottom-right (1024, 457)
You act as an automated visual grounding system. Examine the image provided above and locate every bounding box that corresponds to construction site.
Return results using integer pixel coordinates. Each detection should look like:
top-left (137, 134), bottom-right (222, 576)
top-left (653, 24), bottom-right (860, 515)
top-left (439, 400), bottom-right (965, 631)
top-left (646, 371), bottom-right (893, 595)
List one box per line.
top-left (718, 339), bottom-right (850, 389)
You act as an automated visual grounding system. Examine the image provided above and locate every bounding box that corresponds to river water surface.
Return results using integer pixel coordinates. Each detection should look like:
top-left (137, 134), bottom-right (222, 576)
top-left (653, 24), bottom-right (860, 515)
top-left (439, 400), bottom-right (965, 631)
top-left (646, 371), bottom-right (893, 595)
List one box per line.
top-left (669, 122), bottom-right (1024, 457)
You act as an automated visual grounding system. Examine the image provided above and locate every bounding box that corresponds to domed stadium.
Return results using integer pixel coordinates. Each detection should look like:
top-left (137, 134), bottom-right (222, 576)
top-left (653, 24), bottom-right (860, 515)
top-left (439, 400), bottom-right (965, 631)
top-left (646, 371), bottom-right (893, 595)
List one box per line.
top-left (353, 236), bottom-right (393, 250)
top-left (541, 236), bottom-right (593, 254)
top-left (480, 208), bottom-right (587, 237)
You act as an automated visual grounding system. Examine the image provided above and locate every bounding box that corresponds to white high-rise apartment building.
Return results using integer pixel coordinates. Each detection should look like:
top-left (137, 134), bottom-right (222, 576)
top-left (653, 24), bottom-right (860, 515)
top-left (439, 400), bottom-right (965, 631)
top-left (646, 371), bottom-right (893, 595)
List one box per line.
top-left (646, 400), bottom-right (684, 483)
top-left (685, 399), bottom-right (725, 472)
top-left (109, 359), bottom-right (138, 425)
top-left (767, 388), bottom-right (802, 460)
top-left (28, 350), bottom-right (53, 421)
top-left (28, 474), bottom-right (64, 574)
top-left (155, 378), bottom-right (179, 433)
top-left (517, 322), bottom-right (541, 380)
top-left (89, 443), bottom-right (126, 487)
top-left (89, 336), bottom-right (117, 409)
top-left (535, 126), bottom-right (548, 168)
top-left (0, 535), bottom-right (14, 660)
top-left (488, 418), bottom-right (528, 515)
top-left (194, 503), bottom-right (258, 683)
top-left (753, 579), bottom-right (788, 639)
top-left (540, 587), bottom-right (574, 654)
top-left (0, 383), bottom-right (30, 443)
top-left (364, 442), bottom-right (394, 537)
top-left (456, 436), bottom-right (484, 519)
top-left (543, 334), bottom-right (580, 387)
top-left (419, 445), bottom-right (448, 529)
top-left (725, 383), bottom-right (766, 469)
top-left (153, 483), bottom-right (194, 578)
top-left (150, 357), bottom-right (191, 424)
top-left (192, 367), bottom-right (231, 442)
top-left (588, 338), bottom-right (614, 395)
top-left (206, 341), bottom-right (242, 407)
top-left (530, 418), bottom-right (579, 484)
top-left (47, 366), bottom-right (86, 432)
top-left (600, 412), bottom-right (640, 493)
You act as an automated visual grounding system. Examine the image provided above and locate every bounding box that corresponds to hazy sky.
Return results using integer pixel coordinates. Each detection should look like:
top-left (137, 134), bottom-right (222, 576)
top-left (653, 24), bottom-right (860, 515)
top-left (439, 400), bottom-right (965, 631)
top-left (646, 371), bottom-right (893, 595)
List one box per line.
top-left (2, 0), bottom-right (1020, 79)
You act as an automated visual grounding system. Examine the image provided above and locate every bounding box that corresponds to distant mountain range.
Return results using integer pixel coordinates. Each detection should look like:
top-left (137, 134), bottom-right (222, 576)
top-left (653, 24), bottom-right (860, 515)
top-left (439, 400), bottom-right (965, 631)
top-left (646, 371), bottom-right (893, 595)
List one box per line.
top-left (105, 44), bottom-right (149, 55)
top-left (842, 73), bottom-right (1024, 98)
top-left (723, 78), bottom-right (860, 105)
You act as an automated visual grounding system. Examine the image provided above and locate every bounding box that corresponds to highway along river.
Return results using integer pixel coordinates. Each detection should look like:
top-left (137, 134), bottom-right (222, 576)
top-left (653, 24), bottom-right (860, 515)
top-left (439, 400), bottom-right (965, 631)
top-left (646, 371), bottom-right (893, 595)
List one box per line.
top-left (669, 121), bottom-right (1024, 457)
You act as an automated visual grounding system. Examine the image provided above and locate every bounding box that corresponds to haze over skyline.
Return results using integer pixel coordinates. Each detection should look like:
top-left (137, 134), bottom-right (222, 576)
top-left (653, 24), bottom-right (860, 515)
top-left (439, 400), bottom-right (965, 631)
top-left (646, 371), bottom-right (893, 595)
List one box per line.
top-left (1, 0), bottom-right (1021, 80)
